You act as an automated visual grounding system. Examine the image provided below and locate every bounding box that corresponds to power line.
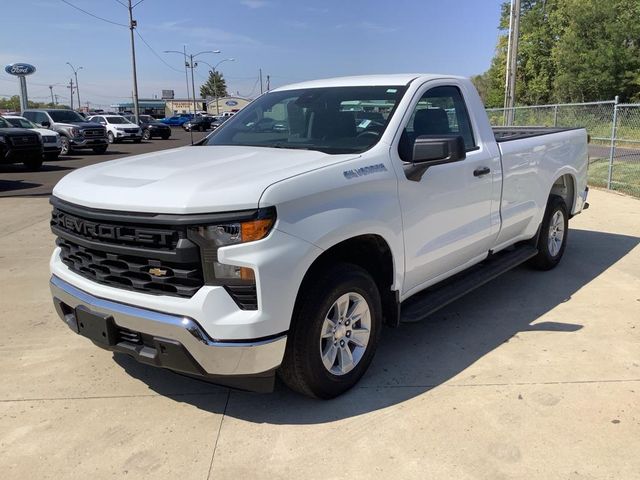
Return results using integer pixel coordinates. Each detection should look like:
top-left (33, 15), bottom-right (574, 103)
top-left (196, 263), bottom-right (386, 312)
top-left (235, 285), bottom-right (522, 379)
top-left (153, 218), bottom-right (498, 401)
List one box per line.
top-left (237, 78), bottom-right (260, 98)
top-left (135, 30), bottom-right (184, 73)
top-left (60, 0), bottom-right (127, 27)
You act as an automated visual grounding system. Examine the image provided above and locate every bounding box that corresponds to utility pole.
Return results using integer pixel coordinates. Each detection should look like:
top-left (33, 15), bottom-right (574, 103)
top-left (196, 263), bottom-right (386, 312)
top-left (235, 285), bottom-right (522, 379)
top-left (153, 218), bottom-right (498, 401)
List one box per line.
top-left (259, 68), bottom-right (263, 95)
top-left (49, 85), bottom-right (55, 105)
top-left (127, 0), bottom-right (140, 125)
top-left (54, 94), bottom-right (60, 106)
top-left (66, 63), bottom-right (82, 110)
top-left (190, 54), bottom-right (198, 115)
top-left (183, 45), bottom-right (190, 107)
top-left (503, 0), bottom-right (521, 126)
top-left (67, 78), bottom-right (75, 110)
top-left (266, 75), bottom-right (270, 92)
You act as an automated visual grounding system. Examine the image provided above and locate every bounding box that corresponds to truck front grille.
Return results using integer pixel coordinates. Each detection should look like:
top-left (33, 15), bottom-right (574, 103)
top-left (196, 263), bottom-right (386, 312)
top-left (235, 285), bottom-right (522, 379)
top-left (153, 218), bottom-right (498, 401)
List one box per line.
top-left (83, 128), bottom-right (105, 138)
top-left (51, 202), bottom-right (204, 298)
top-left (56, 238), bottom-right (203, 297)
top-left (10, 135), bottom-right (39, 146)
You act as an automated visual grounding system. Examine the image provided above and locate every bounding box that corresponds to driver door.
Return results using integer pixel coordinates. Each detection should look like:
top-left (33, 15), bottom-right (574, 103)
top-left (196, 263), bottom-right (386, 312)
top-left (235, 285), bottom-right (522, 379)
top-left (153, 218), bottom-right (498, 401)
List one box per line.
top-left (394, 83), bottom-right (500, 296)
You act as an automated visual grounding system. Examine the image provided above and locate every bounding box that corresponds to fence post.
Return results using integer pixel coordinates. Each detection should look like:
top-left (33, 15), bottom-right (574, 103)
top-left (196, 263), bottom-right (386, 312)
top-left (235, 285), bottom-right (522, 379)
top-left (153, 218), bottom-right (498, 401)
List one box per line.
top-left (553, 104), bottom-right (559, 127)
top-left (607, 96), bottom-right (619, 190)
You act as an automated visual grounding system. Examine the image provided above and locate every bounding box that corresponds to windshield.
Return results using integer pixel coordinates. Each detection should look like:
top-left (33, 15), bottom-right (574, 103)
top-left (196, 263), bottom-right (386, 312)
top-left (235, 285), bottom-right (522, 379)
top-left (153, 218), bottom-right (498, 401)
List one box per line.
top-left (204, 85), bottom-right (407, 154)
top-left (106, 116), bottom-right (131, 124)
top-left (48, 110), bottom-right (87, 123)
top-left (7, 117), bottom-right (37, 128)
top-left (0, 117), bottom-right (10, 128)
top-left (139, 115), bottom-right (153, 122)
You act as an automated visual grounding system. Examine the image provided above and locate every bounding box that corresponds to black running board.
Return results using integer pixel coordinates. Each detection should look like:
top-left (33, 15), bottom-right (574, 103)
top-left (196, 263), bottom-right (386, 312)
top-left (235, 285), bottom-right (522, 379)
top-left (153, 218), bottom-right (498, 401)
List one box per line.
top-left (400, 245), bottom-right (538, 323)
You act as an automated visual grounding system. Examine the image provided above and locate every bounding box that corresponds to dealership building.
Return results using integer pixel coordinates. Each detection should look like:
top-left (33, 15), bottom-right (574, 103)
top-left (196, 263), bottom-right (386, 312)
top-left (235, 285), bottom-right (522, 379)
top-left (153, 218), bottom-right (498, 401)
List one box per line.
top-left (111, 96), bottom-right (251, 117)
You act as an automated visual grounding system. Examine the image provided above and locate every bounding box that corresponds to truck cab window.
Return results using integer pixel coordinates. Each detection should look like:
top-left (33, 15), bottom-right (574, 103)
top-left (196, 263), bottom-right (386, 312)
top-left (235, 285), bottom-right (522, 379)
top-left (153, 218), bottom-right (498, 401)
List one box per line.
top-left (398, 85), bottom-right (476, 161)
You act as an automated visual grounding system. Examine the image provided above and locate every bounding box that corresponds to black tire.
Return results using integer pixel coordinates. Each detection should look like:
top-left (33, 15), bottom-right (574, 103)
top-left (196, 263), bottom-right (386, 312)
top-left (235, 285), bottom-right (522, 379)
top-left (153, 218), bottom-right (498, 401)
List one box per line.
top-left (23, 157), bottom-right (43, 171)
top-left (44, 153), bottom-right (59, 161)
top-left (107, 132), bottom-right (115, 144)
top-left (60, 136), bottom-right (70, 155)
top-left (529, 194), bottom-right (569, 270)
top-left (142, 129), bottom-right (151, 140)
top-left (279, 263), bottom-right (382, 399)
top-left (161, 134), bottom-right (170, 140)
top-left (92, 145), bottom-right (108, 154)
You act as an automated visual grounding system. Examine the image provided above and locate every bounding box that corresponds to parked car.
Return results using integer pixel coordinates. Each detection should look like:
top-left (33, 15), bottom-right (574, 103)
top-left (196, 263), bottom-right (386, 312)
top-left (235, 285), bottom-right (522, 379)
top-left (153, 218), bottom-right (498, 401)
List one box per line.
top-left (3, 115), bottom-right (62, 160)
top-left (182, 116), bottom-right (212, 132)
top-left (210, 116), bottom-right (230, 130)
top-left (22, 109), bottom-right (108, 155)
top-left (159, 114), bottom-right (194, 126)
top-left (0, 115), bottom-right (43, 170)
top-left (48, 74), bottom-right (589, 398)
top-left (123, 114), bottom-right (171, 140)
top-left (87, 115), bottom-right (142, 144)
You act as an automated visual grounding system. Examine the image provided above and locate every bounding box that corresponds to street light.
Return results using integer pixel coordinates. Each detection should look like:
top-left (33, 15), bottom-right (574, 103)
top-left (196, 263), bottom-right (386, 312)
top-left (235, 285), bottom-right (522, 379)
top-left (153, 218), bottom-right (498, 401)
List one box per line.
top-left (164, 49), bottom-right (220, 115)
top-left (66, 62), bottom-right (82, 110)
top-left (199, 58), bottom-right (235, 115)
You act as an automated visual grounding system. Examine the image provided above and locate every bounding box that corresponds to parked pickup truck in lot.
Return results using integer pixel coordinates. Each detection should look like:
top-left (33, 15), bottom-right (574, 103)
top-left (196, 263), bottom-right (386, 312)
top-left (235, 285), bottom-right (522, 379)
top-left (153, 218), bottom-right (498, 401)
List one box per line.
top-left (3, 115), bottom-right (62, 160)
top-left (49, 74), bottom-right (588, 398)
top-left (0, 115), bottom-right (44, 170)
top-left (23, 109), bottom-right (108, 155)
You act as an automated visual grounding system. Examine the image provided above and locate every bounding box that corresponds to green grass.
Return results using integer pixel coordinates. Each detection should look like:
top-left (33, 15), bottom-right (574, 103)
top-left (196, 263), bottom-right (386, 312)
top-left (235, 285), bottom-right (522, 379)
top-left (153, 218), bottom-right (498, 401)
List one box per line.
top-left (588, 158), bottom-right (640, 198)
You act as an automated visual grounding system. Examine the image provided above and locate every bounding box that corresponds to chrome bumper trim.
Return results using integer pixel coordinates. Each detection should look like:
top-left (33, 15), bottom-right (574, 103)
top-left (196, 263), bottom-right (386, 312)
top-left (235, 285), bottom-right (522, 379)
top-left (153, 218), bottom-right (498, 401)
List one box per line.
top-left (50, 275), bottom-right (287, 375)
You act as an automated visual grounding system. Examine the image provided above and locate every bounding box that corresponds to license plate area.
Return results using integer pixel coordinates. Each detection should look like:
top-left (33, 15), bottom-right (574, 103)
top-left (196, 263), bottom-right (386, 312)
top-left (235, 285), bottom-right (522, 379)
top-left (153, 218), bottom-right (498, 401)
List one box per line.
top-left (75, 306), bottom-right (118, 346)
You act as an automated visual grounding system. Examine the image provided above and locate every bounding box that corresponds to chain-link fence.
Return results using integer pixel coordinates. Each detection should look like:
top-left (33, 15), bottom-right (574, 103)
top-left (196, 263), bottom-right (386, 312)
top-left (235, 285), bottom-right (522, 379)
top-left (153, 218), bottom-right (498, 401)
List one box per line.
top-left (486, 99), bottom-right (640, 198)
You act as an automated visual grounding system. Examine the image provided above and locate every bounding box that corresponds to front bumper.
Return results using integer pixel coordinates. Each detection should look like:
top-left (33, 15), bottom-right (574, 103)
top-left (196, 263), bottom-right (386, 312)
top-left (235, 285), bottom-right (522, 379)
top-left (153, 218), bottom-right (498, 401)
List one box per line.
top-left (50, 275), bottom-right (287, 391)
top-left (69, 137), bottom-right (108, 148)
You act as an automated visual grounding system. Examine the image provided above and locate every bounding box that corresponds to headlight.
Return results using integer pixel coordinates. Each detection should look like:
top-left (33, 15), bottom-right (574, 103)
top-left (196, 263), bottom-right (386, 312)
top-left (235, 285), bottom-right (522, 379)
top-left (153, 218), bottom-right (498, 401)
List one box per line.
top-left (70, 127), bottom-right (81, 137)
top-left (187, 208), bottom-right (276, 284)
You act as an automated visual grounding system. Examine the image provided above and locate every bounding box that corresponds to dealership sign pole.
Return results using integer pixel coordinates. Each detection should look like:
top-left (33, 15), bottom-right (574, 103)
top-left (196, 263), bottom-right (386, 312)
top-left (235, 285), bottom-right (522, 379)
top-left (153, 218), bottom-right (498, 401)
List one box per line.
top-left (4, 63), bottom-right (36, 112)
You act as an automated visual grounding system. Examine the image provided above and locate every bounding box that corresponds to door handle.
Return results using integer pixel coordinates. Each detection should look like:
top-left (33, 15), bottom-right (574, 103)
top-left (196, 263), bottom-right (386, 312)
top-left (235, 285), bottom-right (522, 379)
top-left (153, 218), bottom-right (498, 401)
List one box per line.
top-left (473, 167), bottom-right (491, 177)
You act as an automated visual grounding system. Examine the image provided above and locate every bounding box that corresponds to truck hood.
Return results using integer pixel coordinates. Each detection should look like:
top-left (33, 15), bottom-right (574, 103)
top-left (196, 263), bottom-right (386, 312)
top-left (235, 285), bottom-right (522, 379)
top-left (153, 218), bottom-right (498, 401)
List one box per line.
top-left (53, 145), bottom-right (358, 213)
top-left (56, 121), bottom-right (103, 128)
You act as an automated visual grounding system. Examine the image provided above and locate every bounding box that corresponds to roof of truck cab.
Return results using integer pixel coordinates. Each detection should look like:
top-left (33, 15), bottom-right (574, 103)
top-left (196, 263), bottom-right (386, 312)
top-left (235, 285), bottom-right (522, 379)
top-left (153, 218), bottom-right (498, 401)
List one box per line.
top-left (271, 73), bottom-right (467, 91)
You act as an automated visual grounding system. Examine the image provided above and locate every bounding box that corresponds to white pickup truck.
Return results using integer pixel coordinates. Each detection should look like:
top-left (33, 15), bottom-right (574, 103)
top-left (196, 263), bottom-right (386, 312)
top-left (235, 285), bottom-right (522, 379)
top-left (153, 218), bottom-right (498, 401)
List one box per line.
top-left (49, 74), bottom-right (589, 398)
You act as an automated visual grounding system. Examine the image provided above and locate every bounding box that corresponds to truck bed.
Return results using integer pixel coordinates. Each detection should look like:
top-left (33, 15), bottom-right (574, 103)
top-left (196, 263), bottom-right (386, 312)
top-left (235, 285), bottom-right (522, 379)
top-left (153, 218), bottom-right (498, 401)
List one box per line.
top-left (493, 126), bottom-right (583, 142)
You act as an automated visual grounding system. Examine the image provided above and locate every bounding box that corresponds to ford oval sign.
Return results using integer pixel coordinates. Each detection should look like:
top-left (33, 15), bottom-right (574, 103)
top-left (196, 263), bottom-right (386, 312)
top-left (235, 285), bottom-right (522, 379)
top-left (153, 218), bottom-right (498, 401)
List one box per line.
top-left (5, 63), bottom-right (36, 76)
top-left (225, 100), bottom-right (238, 106)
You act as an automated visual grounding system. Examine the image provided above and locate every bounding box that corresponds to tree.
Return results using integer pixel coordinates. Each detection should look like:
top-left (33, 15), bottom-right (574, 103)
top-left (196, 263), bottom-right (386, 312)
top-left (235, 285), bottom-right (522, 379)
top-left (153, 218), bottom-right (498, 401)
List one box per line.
top-left (477, 0), bottom-right (640, 106)
top-left (200, 70), bottom-right (228, 99)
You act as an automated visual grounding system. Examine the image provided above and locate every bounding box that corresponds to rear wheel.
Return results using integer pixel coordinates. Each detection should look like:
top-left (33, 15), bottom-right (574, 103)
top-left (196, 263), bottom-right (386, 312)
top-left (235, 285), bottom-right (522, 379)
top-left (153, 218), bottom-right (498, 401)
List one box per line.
top-left (161, 134), bottom-right (170, 140)
top-left (529, 195), bottom-right (568, 270)
top-left (279, 263), bottom-right (382, 398)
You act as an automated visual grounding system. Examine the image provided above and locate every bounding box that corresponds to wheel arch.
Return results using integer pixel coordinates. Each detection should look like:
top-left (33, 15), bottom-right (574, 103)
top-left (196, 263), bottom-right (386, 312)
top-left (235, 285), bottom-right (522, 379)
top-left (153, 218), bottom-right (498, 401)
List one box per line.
top-left (549, 172), bottom-right (576, 215)
top-left (294, 234), bottom-right (400, 328)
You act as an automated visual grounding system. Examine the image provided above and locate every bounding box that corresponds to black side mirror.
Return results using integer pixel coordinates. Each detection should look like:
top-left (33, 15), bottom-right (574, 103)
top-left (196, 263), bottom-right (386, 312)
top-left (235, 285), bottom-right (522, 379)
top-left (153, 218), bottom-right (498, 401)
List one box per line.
top-left (405, 135), bottom-right (466, 181)
top-left (41, 121), bottom-right (51, 128)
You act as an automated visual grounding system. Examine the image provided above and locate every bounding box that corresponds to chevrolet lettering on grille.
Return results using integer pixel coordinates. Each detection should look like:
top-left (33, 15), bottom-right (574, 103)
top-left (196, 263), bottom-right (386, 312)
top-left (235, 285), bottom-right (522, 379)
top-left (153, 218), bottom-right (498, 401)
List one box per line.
top-left (52, 210), bottom-right (175, 247)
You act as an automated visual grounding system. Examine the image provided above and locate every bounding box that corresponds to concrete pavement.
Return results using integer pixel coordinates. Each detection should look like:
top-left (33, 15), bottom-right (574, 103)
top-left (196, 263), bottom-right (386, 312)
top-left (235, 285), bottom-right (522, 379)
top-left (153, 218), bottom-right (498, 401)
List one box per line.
top-left (0, 189), bottom-right (638, 479)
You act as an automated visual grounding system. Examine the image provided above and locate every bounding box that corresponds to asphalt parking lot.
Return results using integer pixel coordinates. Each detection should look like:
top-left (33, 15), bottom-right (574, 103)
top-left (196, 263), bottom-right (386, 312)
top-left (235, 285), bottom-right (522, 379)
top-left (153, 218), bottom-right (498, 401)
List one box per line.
top-left (0, 138), bottom-right (639, 478)
top-left (0, 128), bottom-right (209, 197)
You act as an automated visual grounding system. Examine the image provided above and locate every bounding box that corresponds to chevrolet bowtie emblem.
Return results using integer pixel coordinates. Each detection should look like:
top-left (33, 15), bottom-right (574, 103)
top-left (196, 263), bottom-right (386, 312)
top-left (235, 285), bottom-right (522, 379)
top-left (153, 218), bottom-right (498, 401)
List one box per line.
top-left (148, 267), bottom-right (168, 277)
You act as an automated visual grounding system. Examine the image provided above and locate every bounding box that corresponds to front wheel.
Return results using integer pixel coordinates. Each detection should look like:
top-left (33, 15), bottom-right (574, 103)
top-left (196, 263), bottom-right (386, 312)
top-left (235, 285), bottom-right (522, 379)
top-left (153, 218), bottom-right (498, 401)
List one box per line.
top-left (529, 195), bottom-right (569, 270)
top-left (142, 129), bottom-right (151, 140)
top-left (60, 136), bottom-right (70, 155)
top-left (107, 132), bottom-right (115, 144)
top-left (279, 263), bottom-right (382, 398)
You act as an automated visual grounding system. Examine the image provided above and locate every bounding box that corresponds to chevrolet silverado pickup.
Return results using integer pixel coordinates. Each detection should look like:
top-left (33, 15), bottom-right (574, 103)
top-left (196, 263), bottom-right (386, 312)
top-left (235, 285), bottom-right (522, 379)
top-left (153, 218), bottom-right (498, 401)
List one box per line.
top-left (49, 74), bottom-right (589, 398)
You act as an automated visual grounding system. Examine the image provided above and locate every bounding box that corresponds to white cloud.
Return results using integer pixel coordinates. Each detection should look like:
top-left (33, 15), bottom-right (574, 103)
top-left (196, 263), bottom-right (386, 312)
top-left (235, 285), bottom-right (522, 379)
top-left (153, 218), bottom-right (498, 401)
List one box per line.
top-left (240, 0), bottom-right (270, 8)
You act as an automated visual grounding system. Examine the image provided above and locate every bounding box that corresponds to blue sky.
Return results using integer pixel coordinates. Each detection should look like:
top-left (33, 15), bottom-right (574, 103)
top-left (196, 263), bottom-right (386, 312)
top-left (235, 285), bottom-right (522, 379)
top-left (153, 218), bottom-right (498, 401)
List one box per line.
top-left (1, 0), bottom-right (504, 108)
